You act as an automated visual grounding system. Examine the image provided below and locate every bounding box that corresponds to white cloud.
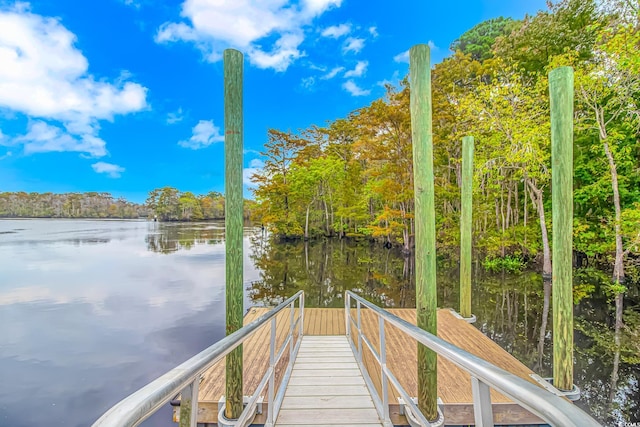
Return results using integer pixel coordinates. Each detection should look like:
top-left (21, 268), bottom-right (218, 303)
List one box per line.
top-left (178, 119), bottom-right (224, 149)
top-left (243, 158), bottom-right (264, 187)
top-left (0, 150), bottom-right (11, 161)
top-left (320, 66), bottom-right (344, 80)
top-left (393, 49), bottom-right (409, 63)
top-left (122, 0), bottom-right (142, 9)
top-left (0, 4), bottom-right (147, 157)
top-left (342, 80), bottom-right (370, 96)
top-left (394, 41), bottom-right (438, 63)
top-left (301, 76), bottom-right (316, 90)
top-left (343, 37), bottom-right (364, 54)
top-left (92, 161), bottom-right (125, 178)
top-left (17, 121), bottom-right (107, 157)
top-left (155, 0), bottom-right (343, 72)
top-left (344, 60), bottom-right (368, 78)
top-left (166, 107), bottom-right (184, 124)
top-left (321, 23), bottom-right (351, 38)
top-left (248, 32), bottom-right (305, 72)
top-left (303, 0), bottom-right (341, 15)
top-left (368, 26), bottom-right (378, 38)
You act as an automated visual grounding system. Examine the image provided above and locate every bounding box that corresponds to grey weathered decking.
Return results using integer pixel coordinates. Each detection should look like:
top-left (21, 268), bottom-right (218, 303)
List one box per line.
top-left (275, 335), bottom-right (383, 426)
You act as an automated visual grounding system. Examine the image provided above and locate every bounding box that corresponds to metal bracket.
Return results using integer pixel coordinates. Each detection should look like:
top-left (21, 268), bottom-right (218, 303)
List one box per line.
top-left (397, 397), bottom-right (445, 427)
top-left (217, 396), bottom-right (262, 427)
top-left (529, 374), bottom-right (581, 401)
top-left (449, 309), bottom-right (477, 323)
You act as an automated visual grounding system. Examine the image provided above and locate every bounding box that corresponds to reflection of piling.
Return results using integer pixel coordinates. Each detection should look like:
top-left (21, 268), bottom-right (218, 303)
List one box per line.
top-left (409, 44), bottom-right (438, 421)
top-left (549, 66), bottom-right (574, 392)
top-left (224, 48), bottom-right (244, 419)
top-left (459, 136), bottom-right (474, 319)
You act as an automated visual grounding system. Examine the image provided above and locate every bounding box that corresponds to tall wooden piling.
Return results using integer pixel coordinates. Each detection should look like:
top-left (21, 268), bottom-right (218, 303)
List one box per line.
top-left (224, 49), bottom-right (244, 419)
top-left (549, 66), bottom-right (574, 392)
top-left (409, 44), bottom-right (438, 421)
top-left (460, 136), bottom-right (474, 319)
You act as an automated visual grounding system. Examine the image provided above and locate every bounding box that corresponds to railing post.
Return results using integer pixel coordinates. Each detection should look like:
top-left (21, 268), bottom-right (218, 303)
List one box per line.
top-left (471, 377), bottom-right (494, 427)
top-left (267, 317), bottom-right (276, 425)
top-left (299, 293), bottom-right (304, 338)
top-left (178, 378), bottom-right (199, 427)
top-left (289, 301), bottom-right (295, 363)
top-left (379, 317), bottom-right (390, 424)
top-left (357, 300), bottom-right (362, 363)
top-left (345, 292), bottom-right (350, 340)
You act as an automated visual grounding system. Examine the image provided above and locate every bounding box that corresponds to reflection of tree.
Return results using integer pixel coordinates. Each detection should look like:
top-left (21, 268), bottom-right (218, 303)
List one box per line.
top-left (574, 286), bottom-right (640, 425)
top-left (534, 279), bottom-right (551, 373)
top-left (145, 222), bottom-right (224, 254)
top-left (247, 234), bottom-right (415, 308)
top-left (465, 269), bottom-right (547, 370)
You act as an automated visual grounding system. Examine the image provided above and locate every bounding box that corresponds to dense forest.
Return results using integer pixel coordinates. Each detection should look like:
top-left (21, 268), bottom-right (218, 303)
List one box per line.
top-left (0, 192), bottom-right (146, 218)
top-left (251, 0), bottom-right (640, 286)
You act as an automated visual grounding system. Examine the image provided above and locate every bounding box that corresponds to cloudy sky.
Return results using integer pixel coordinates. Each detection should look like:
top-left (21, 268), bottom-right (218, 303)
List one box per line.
top-left (0, 0), bottom-right (548, 202)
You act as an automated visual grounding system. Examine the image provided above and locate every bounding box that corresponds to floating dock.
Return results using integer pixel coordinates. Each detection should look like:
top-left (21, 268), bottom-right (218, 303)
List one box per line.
top-left (174, 307), bottom-right (547, 425)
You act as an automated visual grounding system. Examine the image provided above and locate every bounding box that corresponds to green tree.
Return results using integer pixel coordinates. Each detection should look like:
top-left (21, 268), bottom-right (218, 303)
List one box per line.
top-left (450, 17), bottom-right (516, 61)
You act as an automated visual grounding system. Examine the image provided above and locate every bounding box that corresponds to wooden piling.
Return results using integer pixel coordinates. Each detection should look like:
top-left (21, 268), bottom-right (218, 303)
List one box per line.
top-left (409, 44), bottom-right (438, 421)
top-left (224, 48), bottom-right (244, 419)
top-left (460, 136), bottom-right (474, 319)
top-left (549, 66), bottom-right (574, 392)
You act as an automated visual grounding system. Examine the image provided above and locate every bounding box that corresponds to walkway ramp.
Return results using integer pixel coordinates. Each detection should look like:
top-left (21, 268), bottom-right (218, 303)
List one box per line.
top-left (93, 291), bottom-right (601, 427)
top-left (276, 335), bottom-right (383, 427)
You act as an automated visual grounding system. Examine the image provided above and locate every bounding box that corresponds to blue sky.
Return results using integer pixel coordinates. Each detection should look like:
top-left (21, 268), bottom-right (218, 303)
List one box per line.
top-left (0, 0), bottom-right (549, 203)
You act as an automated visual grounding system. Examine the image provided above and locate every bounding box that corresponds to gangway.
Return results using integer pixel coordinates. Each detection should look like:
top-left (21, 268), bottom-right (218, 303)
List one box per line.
top-left (93, 290), bottom-right (601, 427)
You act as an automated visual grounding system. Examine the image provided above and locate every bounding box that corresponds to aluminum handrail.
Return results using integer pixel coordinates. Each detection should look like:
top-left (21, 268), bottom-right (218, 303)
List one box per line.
top-left (93, 290), bottom-right (304, 427)
top-left (345, 291), bottom-right (601, 427)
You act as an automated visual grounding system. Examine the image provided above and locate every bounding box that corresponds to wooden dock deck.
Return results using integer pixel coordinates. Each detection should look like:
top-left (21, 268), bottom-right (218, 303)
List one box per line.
top-left (175, 307), bottom-right (547, 425)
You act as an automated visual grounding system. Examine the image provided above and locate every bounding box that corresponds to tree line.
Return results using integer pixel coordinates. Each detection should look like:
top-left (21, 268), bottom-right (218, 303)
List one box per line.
top-left (251, 0), bottom-right (640, 286)
top-left (0, 192), bottom-right (145, 218)
top-left (145, 186), bottom-right (256, 221)
top-left (0, 188), bottom-right (257, 221)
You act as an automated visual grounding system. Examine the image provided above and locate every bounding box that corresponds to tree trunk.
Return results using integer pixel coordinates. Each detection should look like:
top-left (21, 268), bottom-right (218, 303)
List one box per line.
top-left (323, 199), bottom-right (330, 236)
top-left (527, 180), bottom-right (552, 277)
top-left (603, 141), bottom-right (625, 283)
top-left (304, 204), bottom-right (310, 241)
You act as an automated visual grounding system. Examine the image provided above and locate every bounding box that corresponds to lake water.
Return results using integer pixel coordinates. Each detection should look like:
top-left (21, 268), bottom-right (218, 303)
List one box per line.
top-left (0, 219), bottom-right (637, 426)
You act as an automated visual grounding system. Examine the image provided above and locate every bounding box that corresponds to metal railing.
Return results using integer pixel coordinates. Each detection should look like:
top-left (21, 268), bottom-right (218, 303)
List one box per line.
top-left (93, 291), bottom-right (304, 427)
top-left (345, 291), bottom-right (601, 427)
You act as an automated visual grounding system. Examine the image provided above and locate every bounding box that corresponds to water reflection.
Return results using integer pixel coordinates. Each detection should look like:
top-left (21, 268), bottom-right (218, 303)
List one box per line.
top-left (0, 219), bottom-right (257, 427)
top-left (248, 233), bottom-right (640, 426)
top-left (145, 222), bottom-right (225, 254)
top-left (248, 233), bottom-right (416, 308)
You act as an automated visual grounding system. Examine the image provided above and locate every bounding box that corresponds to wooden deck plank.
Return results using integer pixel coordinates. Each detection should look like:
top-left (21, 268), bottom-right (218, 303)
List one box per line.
top-left (276, 408), bottom-right (381, 424)
top-left (293, 362), bottom-right (360, 370)
top-left (278, 396), bottom-right (375, 409)
top-left (288, 376), bottom-right (365, 386)
top-left (277, 425), bottom-right (383, 427)
top-left (290, 368), bottom-right (363, 378)
top-left (190, 307), bottom-right (547, 425)
top-left (283, 385), bottom-right (371, 396)
top-left (276, 335), bottom-right (383, 426)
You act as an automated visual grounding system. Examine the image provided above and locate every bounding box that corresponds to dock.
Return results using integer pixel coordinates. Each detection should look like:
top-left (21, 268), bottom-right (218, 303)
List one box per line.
top-left (174, 307), bottom-right (547, 425)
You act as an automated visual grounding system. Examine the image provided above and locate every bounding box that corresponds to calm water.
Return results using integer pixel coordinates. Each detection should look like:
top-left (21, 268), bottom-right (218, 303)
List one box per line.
top-left (0, 219), bottom-right (638, 426)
